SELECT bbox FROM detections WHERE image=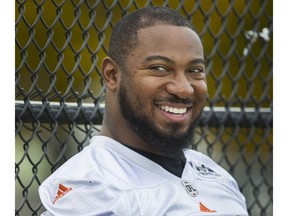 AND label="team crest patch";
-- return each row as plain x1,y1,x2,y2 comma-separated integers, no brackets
181,180,198,197
194,162,221,178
